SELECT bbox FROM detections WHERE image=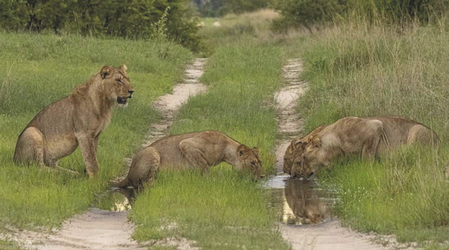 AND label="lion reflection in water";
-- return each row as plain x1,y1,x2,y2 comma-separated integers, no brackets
282,178,334,224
